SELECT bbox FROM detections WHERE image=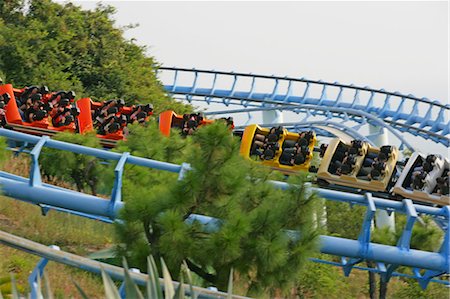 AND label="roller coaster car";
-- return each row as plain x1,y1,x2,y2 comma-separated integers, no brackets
0,84,77,136
393,153,449,206
159,110,219,137
239,124,316,174
77,98,125,148
317,139,398,192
